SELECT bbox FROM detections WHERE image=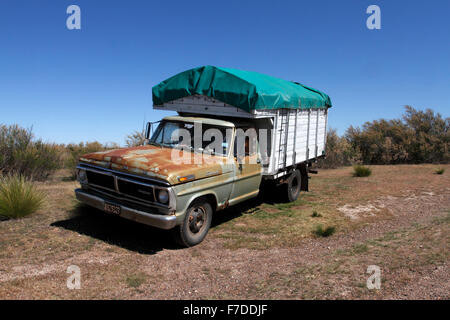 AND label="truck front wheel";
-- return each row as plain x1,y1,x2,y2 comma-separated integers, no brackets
173,199,213,247
280,169,301,202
